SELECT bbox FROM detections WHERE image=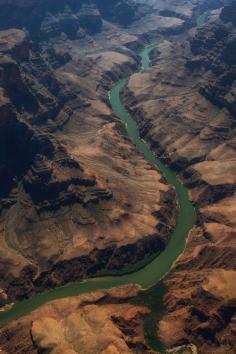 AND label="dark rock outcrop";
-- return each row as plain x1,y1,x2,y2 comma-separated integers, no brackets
0,0,139,40
123,3,236,352
0,286,152,354
188,6,236,119
0,3,177,302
